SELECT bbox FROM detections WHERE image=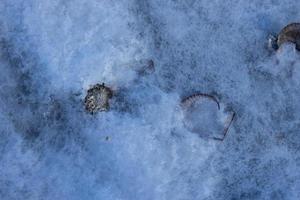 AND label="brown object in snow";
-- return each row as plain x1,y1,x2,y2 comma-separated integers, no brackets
84,83,113,113
277,23,300,50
